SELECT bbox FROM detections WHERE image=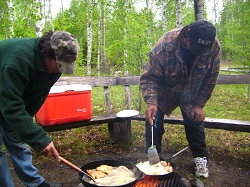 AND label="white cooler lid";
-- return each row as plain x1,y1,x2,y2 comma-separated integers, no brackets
49,84,92,93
